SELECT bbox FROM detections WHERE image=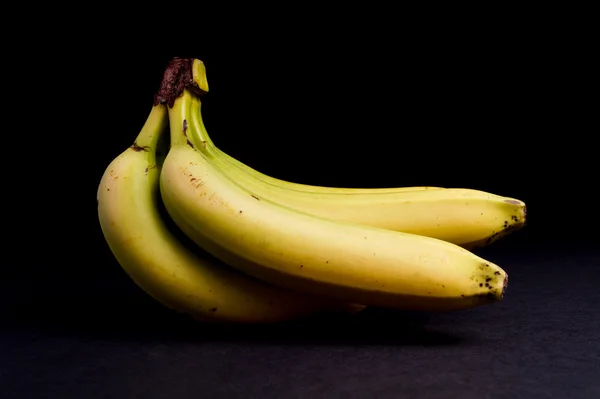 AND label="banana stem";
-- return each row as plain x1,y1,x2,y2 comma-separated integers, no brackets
132,105,168,151
190,96,217,151
153,57,208,149
168,91,196,148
